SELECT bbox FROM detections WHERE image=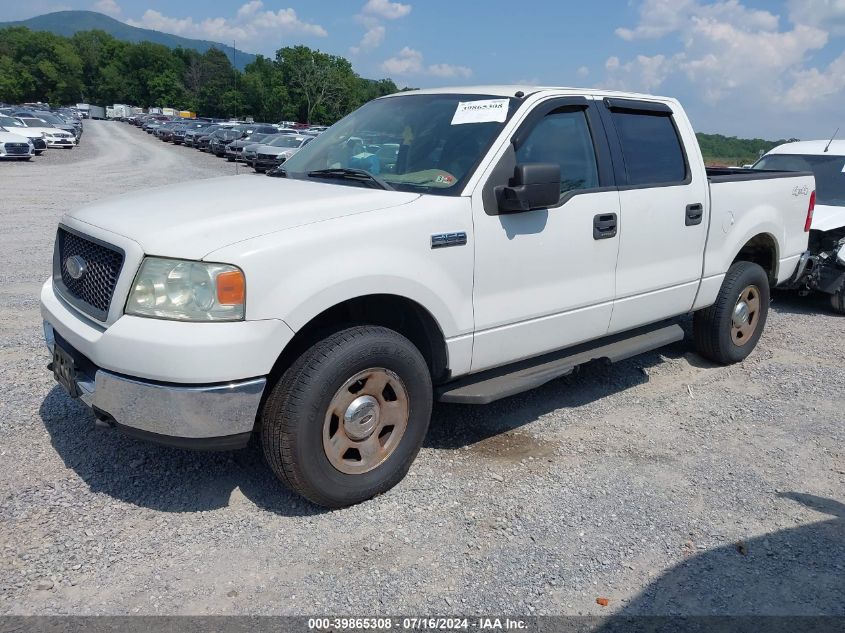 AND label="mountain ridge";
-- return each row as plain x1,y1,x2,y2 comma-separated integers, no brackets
1,10,257,70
